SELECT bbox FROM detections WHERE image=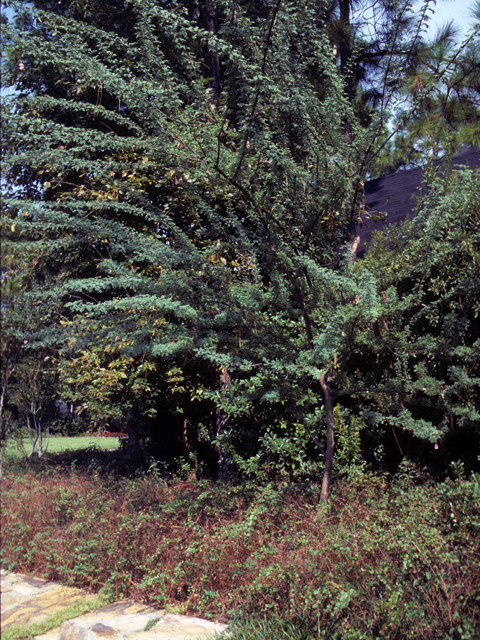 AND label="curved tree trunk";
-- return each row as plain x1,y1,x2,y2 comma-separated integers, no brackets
216,365,232,478
319,369,335,501
301,297,336,501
